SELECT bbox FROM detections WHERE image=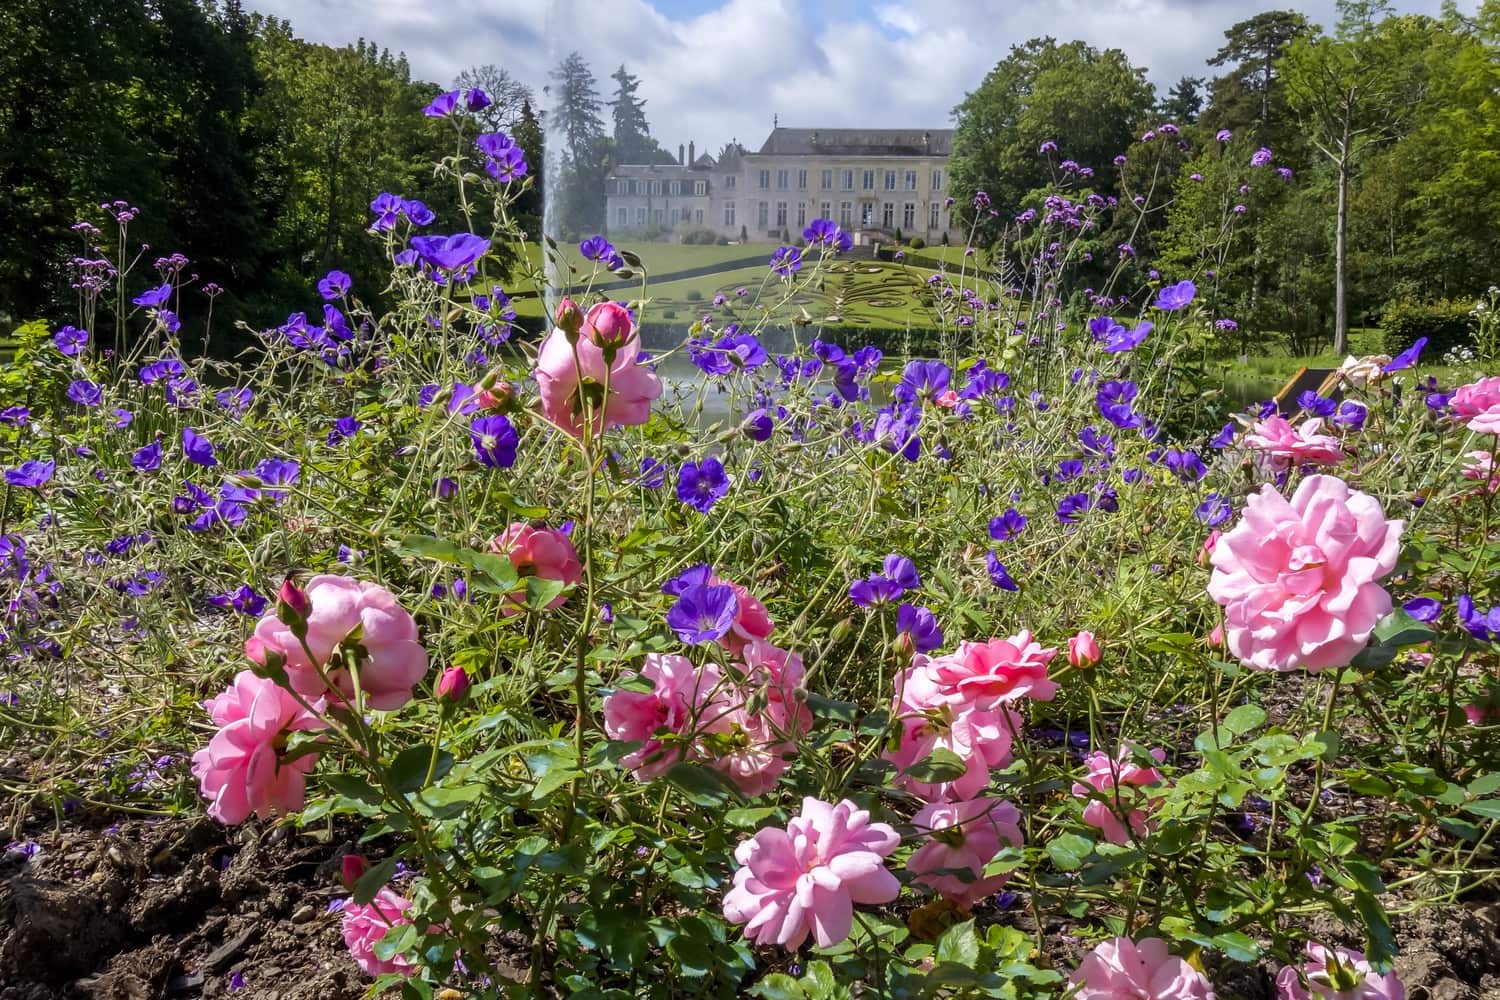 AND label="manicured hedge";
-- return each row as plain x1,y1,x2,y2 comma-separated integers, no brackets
1381,299,1475,358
